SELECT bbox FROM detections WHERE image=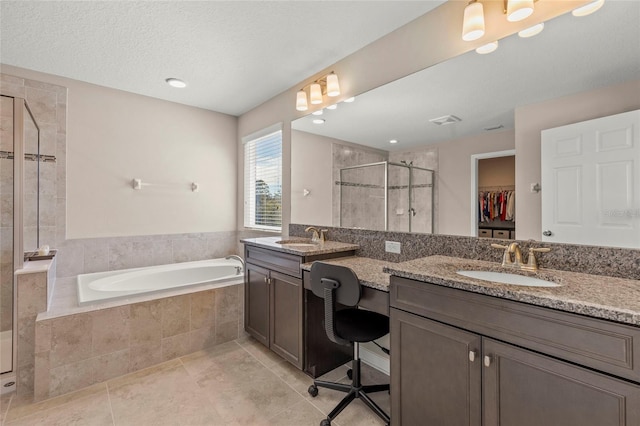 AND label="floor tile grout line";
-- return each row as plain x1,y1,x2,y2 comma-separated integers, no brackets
2,393,14,426
105,382,116,426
